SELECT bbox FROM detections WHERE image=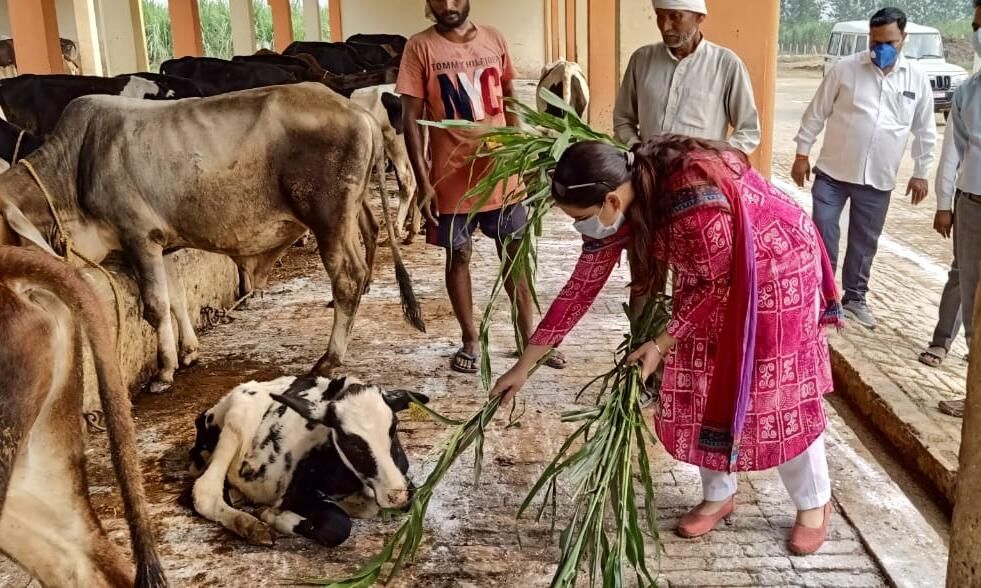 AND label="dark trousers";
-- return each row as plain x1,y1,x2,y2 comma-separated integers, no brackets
811,171,891,304
930,205,963,350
